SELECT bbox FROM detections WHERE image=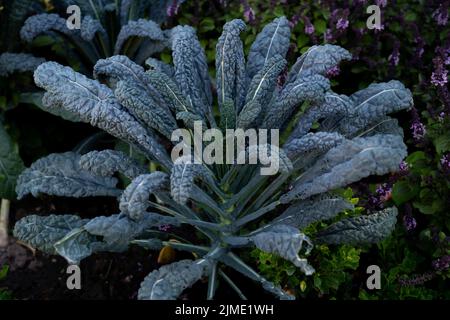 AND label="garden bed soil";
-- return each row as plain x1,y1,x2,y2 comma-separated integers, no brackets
0,196,272,300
